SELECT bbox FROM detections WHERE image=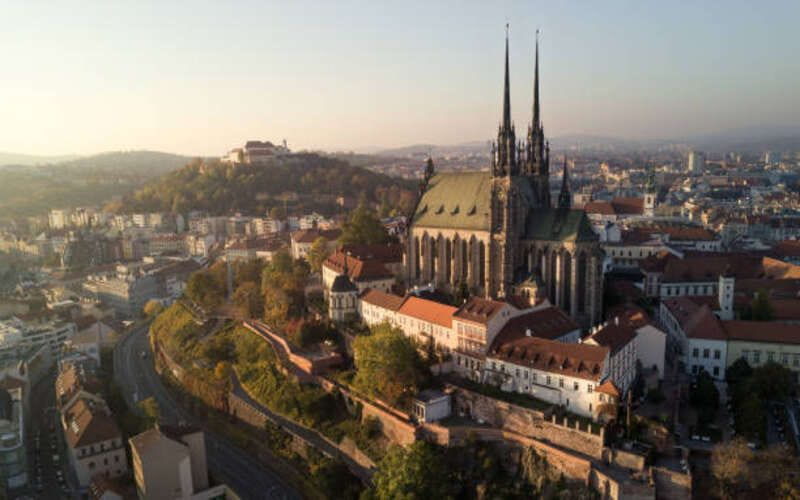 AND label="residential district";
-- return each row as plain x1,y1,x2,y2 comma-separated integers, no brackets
1,35,800,500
